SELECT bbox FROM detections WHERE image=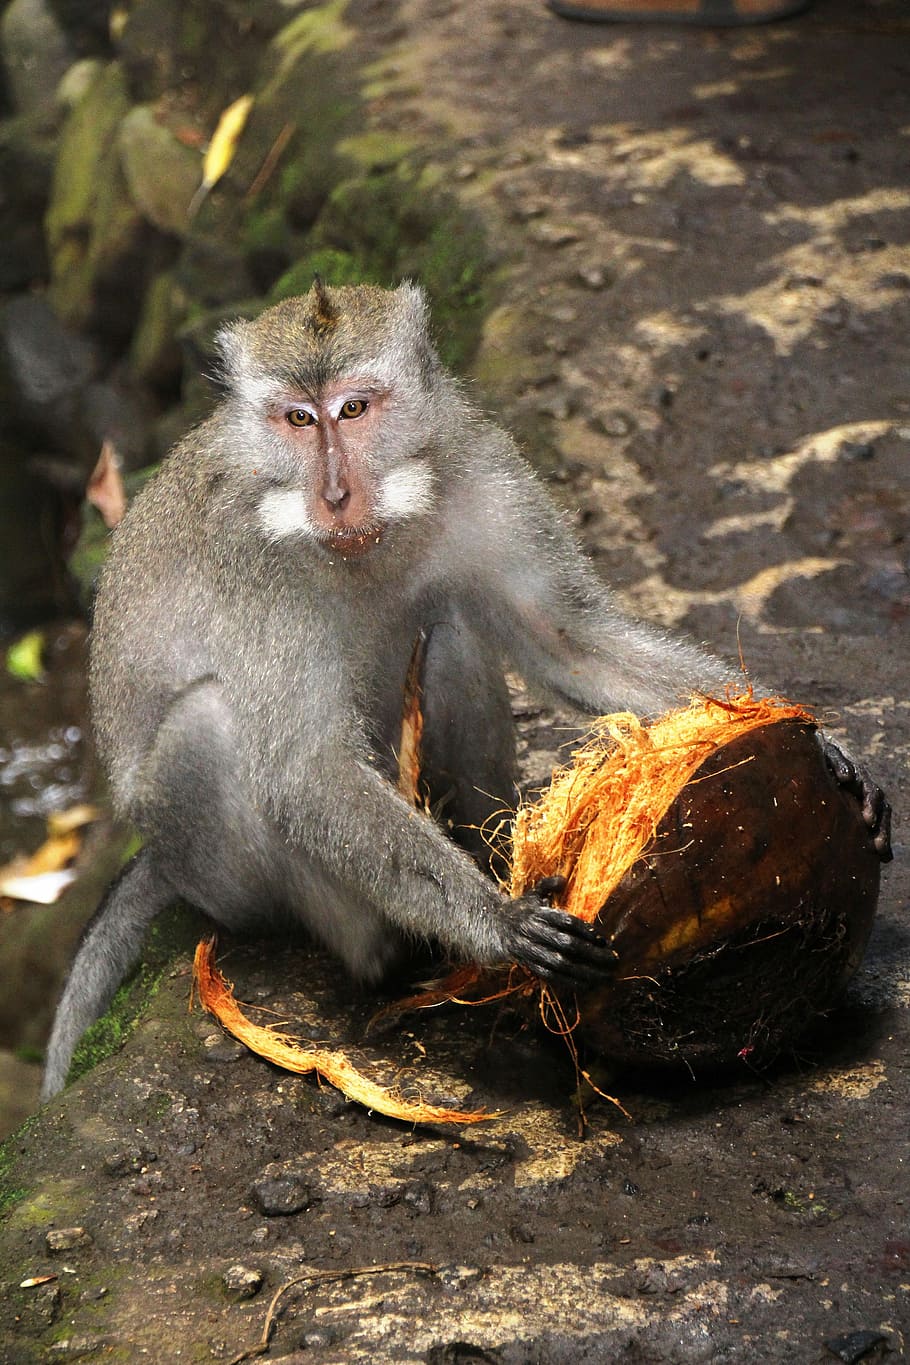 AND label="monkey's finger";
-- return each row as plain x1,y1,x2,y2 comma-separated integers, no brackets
868,795,893,861
512,939,614,986
526,905,614,950
821,737,857,788
820,738,892,860
859,775,885,826
513,910,618,980
532,874,568,901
